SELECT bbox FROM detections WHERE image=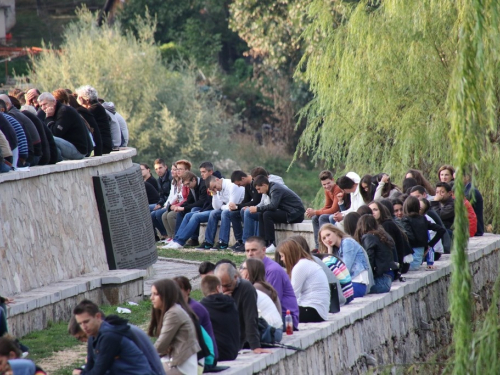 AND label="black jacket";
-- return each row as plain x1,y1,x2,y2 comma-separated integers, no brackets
430,197,455,230
361,234,398,277
425,209,451,253
231,278,261,350
381,219,412,265
401,215,446,249
237,180,262,209
77,106,103,156
9,107,41,157
45,101,89,155
257,182,305,223
22,109,50,165
89,103,112,154
201,293,240,361
182,177,208,213
157,170,172,206
145,181,160,204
